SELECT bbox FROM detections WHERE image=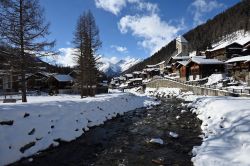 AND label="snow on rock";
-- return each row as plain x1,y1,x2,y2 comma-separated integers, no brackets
190,97,250,166
169,132,179,138
149,138,164,145
0,93,158,166
177,91,202,102
145,88,181,98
